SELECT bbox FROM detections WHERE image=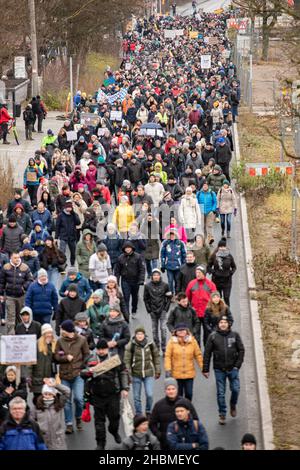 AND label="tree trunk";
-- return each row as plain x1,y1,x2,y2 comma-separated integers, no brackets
262,15,269,61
